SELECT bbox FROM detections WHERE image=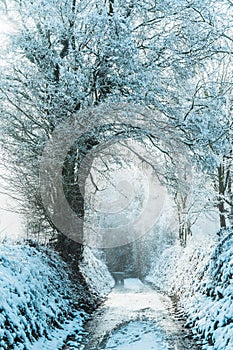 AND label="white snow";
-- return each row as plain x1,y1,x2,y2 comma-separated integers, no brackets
105,320,169,350
0,243,87,350
0,242,114,349
79,246,115,298
106,278,169,313
1,230,232,350
123,277,145,290
30,312,86,350
147,229,233,350
83,278,196,349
